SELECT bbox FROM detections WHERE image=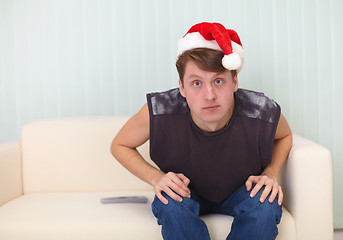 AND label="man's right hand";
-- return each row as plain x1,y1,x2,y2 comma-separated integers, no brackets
111,105,191,205
153,172,191,204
